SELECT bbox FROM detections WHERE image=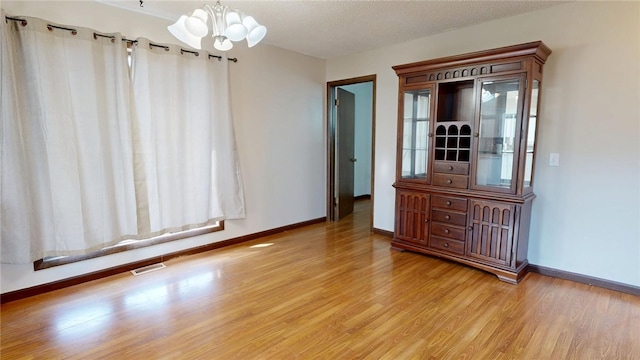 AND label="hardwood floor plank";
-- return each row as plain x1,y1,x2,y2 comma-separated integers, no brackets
2,200,639,359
